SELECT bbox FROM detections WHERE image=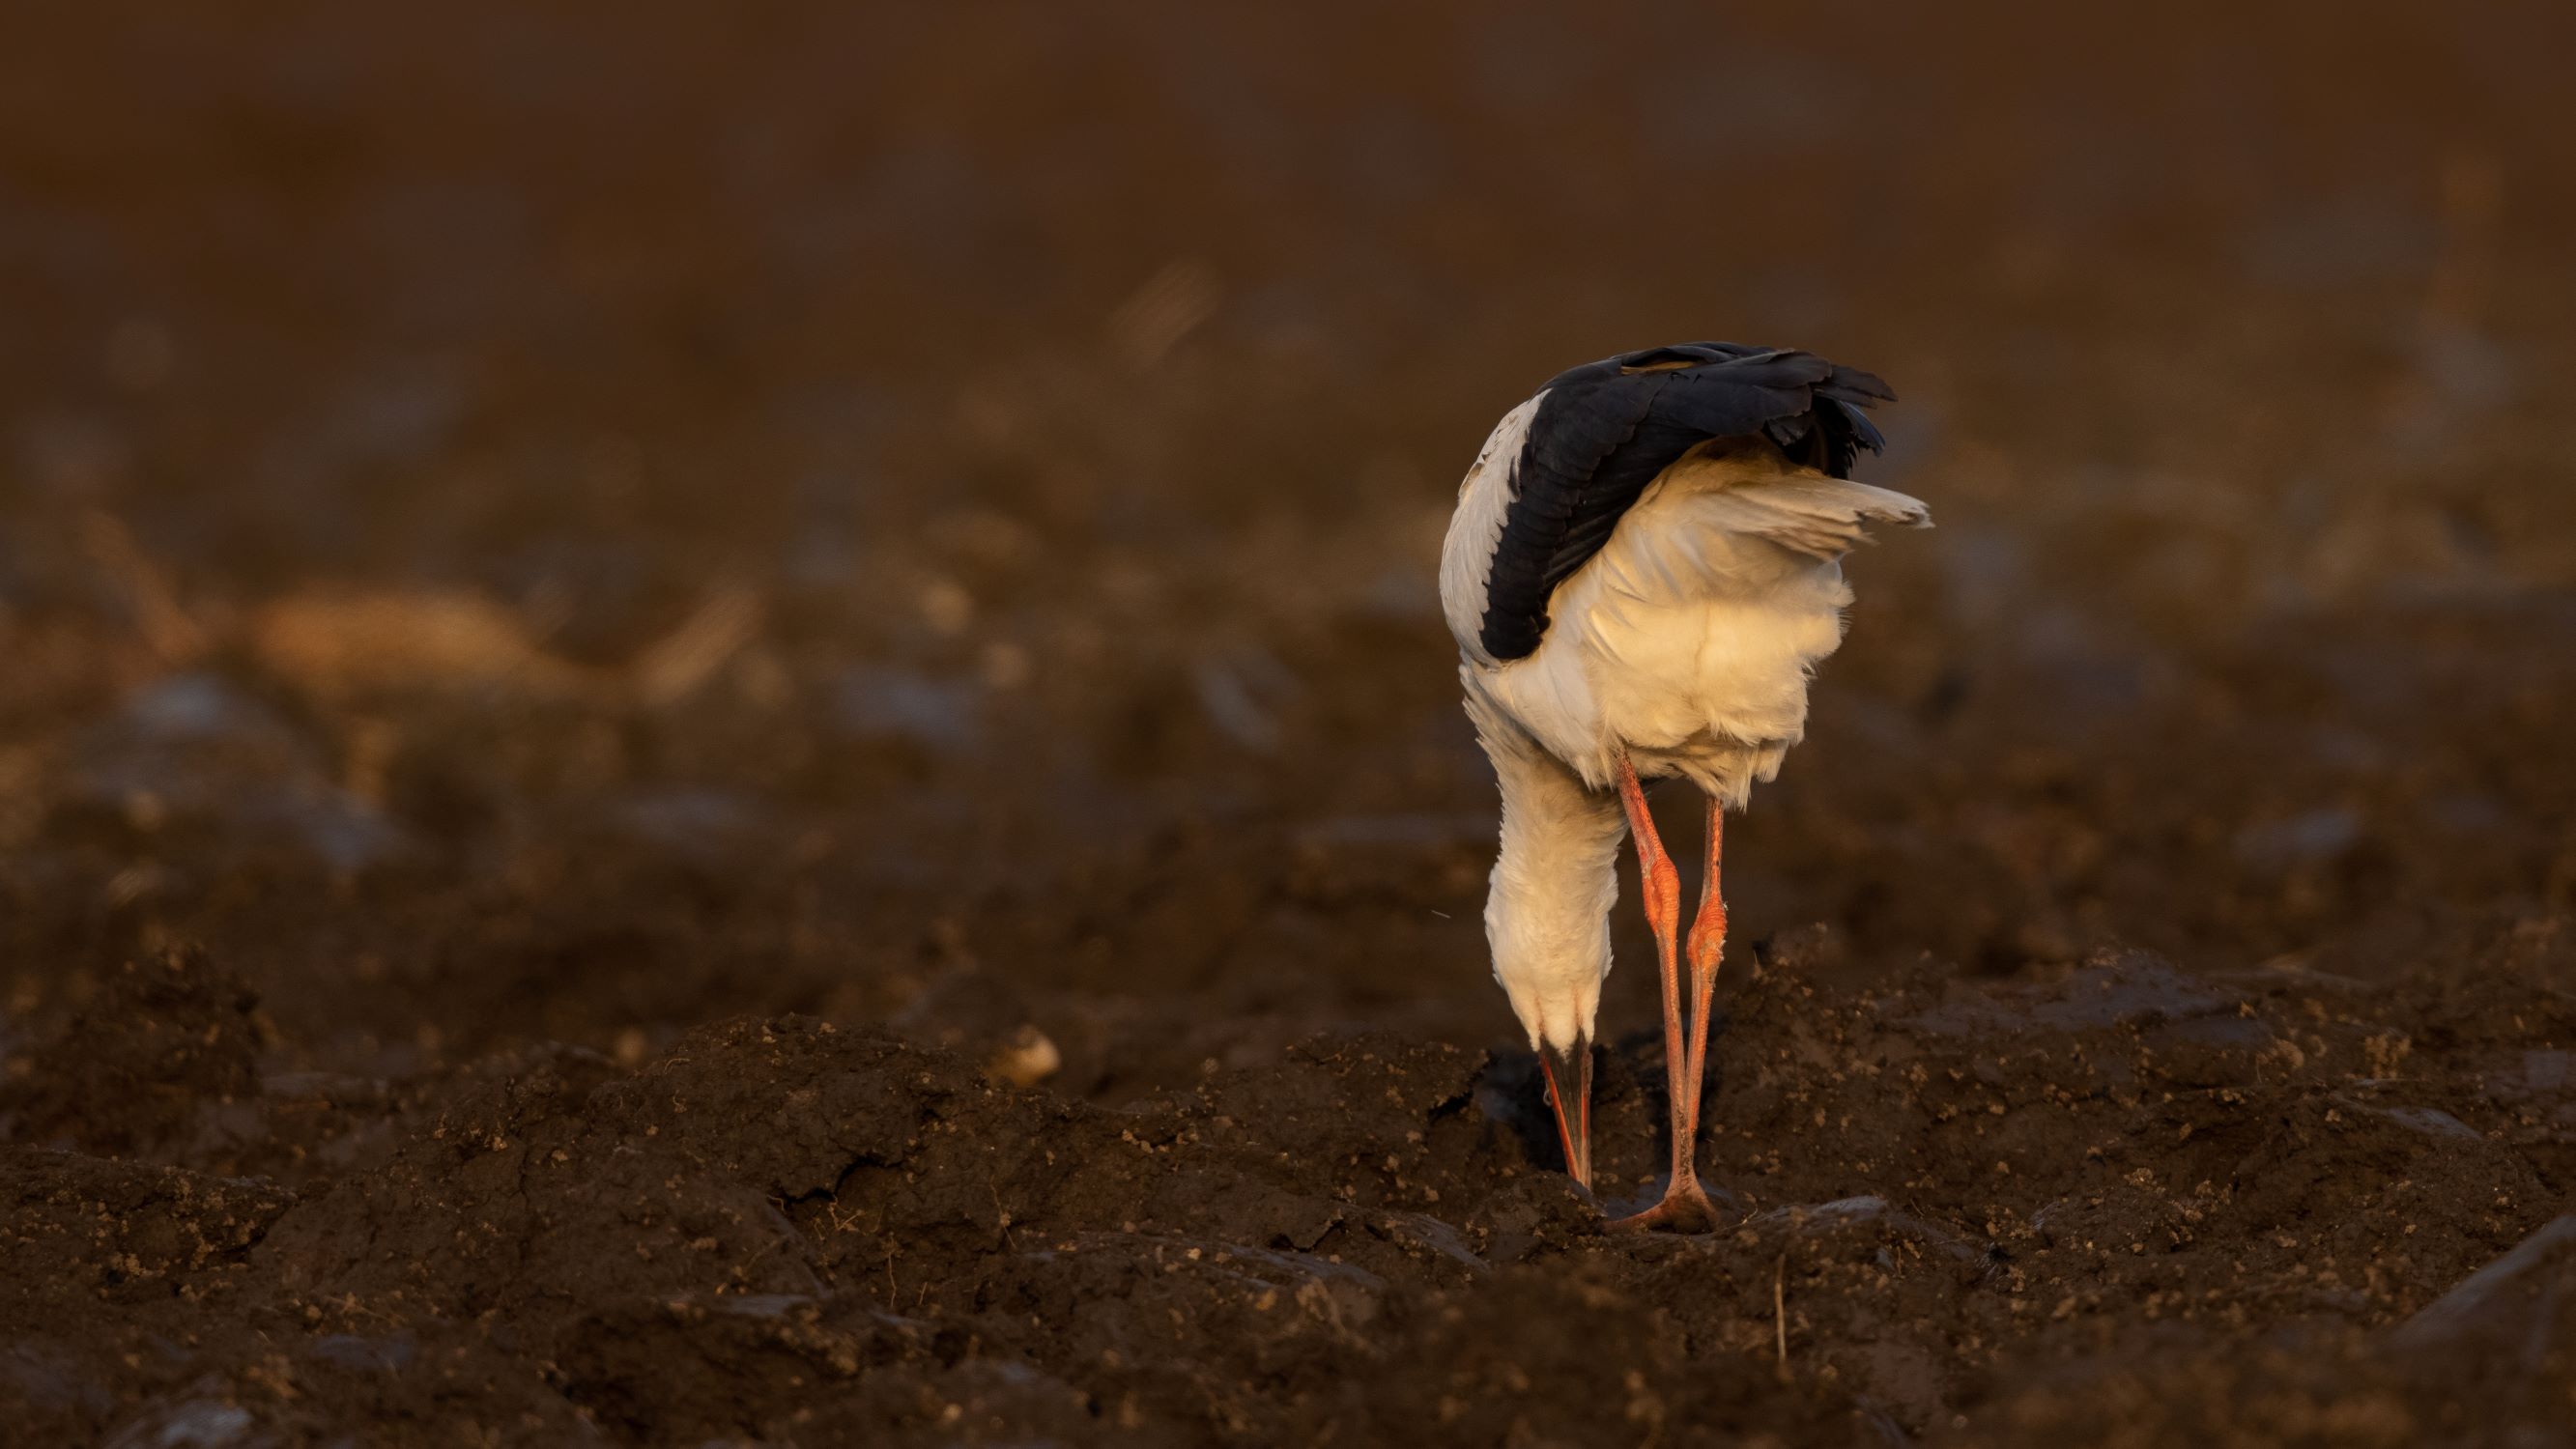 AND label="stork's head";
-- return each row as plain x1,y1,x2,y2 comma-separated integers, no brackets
1466,687,1626,1188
